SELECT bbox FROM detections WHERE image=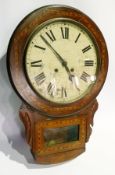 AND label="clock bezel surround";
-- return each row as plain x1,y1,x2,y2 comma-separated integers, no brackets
24,18,100,105
7,5,108,117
